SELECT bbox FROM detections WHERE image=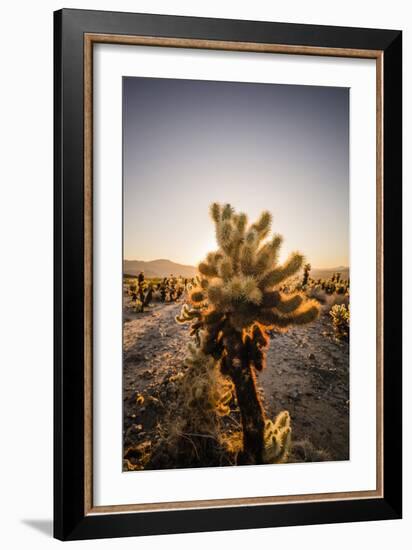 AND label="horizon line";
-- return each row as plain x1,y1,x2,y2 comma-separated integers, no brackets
124,257,349,271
